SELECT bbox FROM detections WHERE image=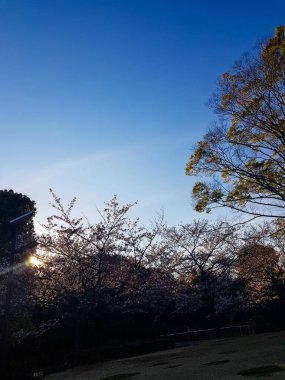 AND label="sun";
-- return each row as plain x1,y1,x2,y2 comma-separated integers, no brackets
27,255,42,267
